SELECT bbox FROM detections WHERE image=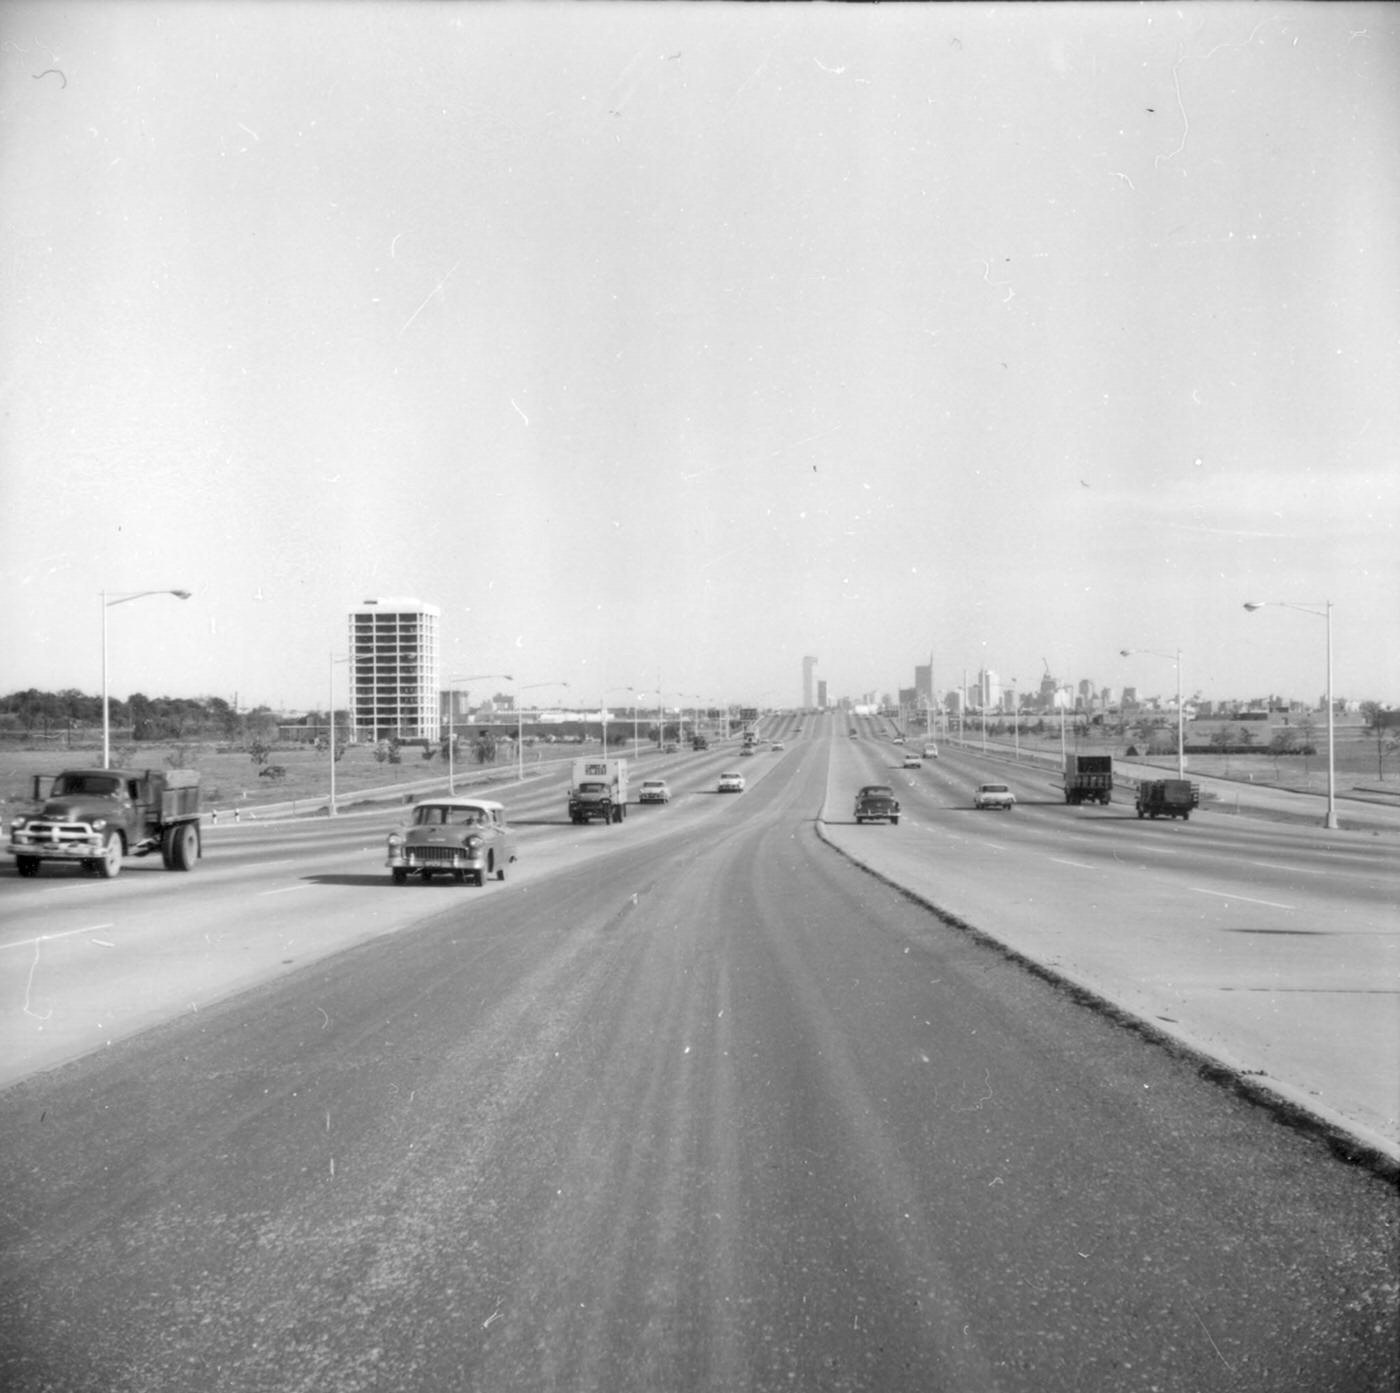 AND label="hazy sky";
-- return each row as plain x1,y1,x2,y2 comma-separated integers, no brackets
3,1,1396,712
